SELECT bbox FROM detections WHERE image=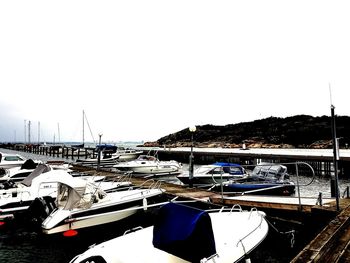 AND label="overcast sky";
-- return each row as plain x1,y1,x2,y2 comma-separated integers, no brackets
1,1,349,144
